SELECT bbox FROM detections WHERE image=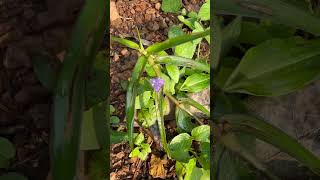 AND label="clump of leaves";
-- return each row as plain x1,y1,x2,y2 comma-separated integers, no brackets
213,1,320,179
